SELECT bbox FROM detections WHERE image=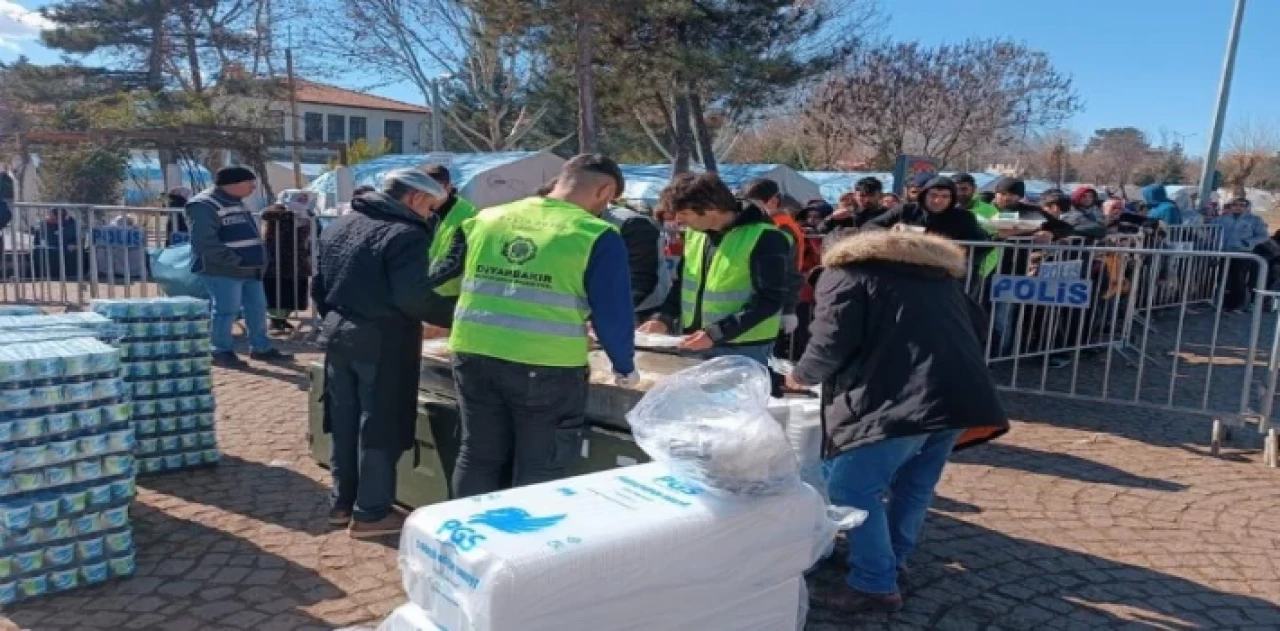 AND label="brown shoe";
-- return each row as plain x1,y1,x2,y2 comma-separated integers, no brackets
348,513,405,539
328,508,353,527
814,583,904,614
